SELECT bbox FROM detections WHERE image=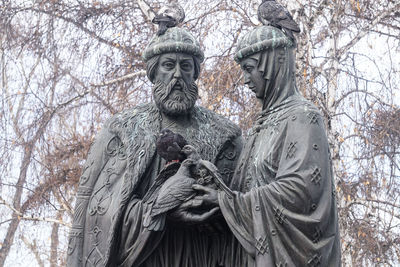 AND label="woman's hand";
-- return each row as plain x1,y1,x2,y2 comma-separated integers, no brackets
168,197,219,224
192,184,219,207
